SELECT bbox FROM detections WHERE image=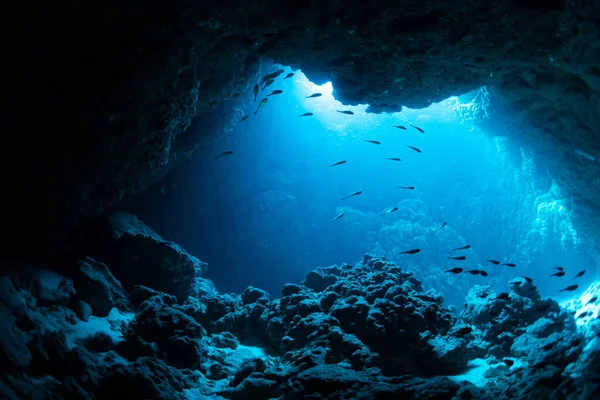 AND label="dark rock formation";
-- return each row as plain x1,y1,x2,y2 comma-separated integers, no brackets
10,0,600,263
1,250,598,399
74,211,208,301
